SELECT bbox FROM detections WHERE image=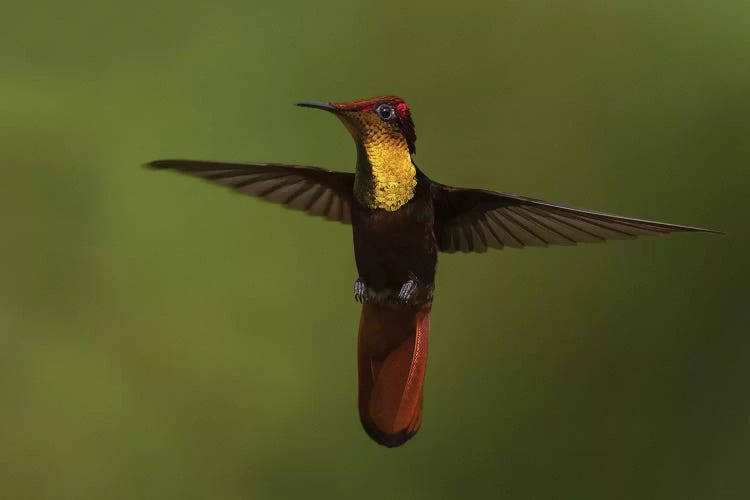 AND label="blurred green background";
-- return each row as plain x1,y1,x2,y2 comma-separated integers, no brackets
1,1,746,498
